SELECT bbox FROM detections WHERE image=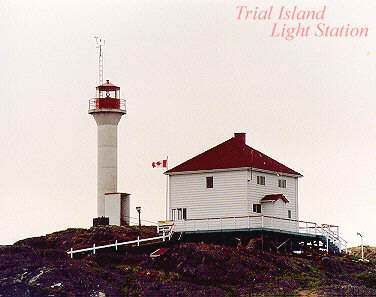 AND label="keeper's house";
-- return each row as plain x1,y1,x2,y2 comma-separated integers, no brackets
165,133,303,233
